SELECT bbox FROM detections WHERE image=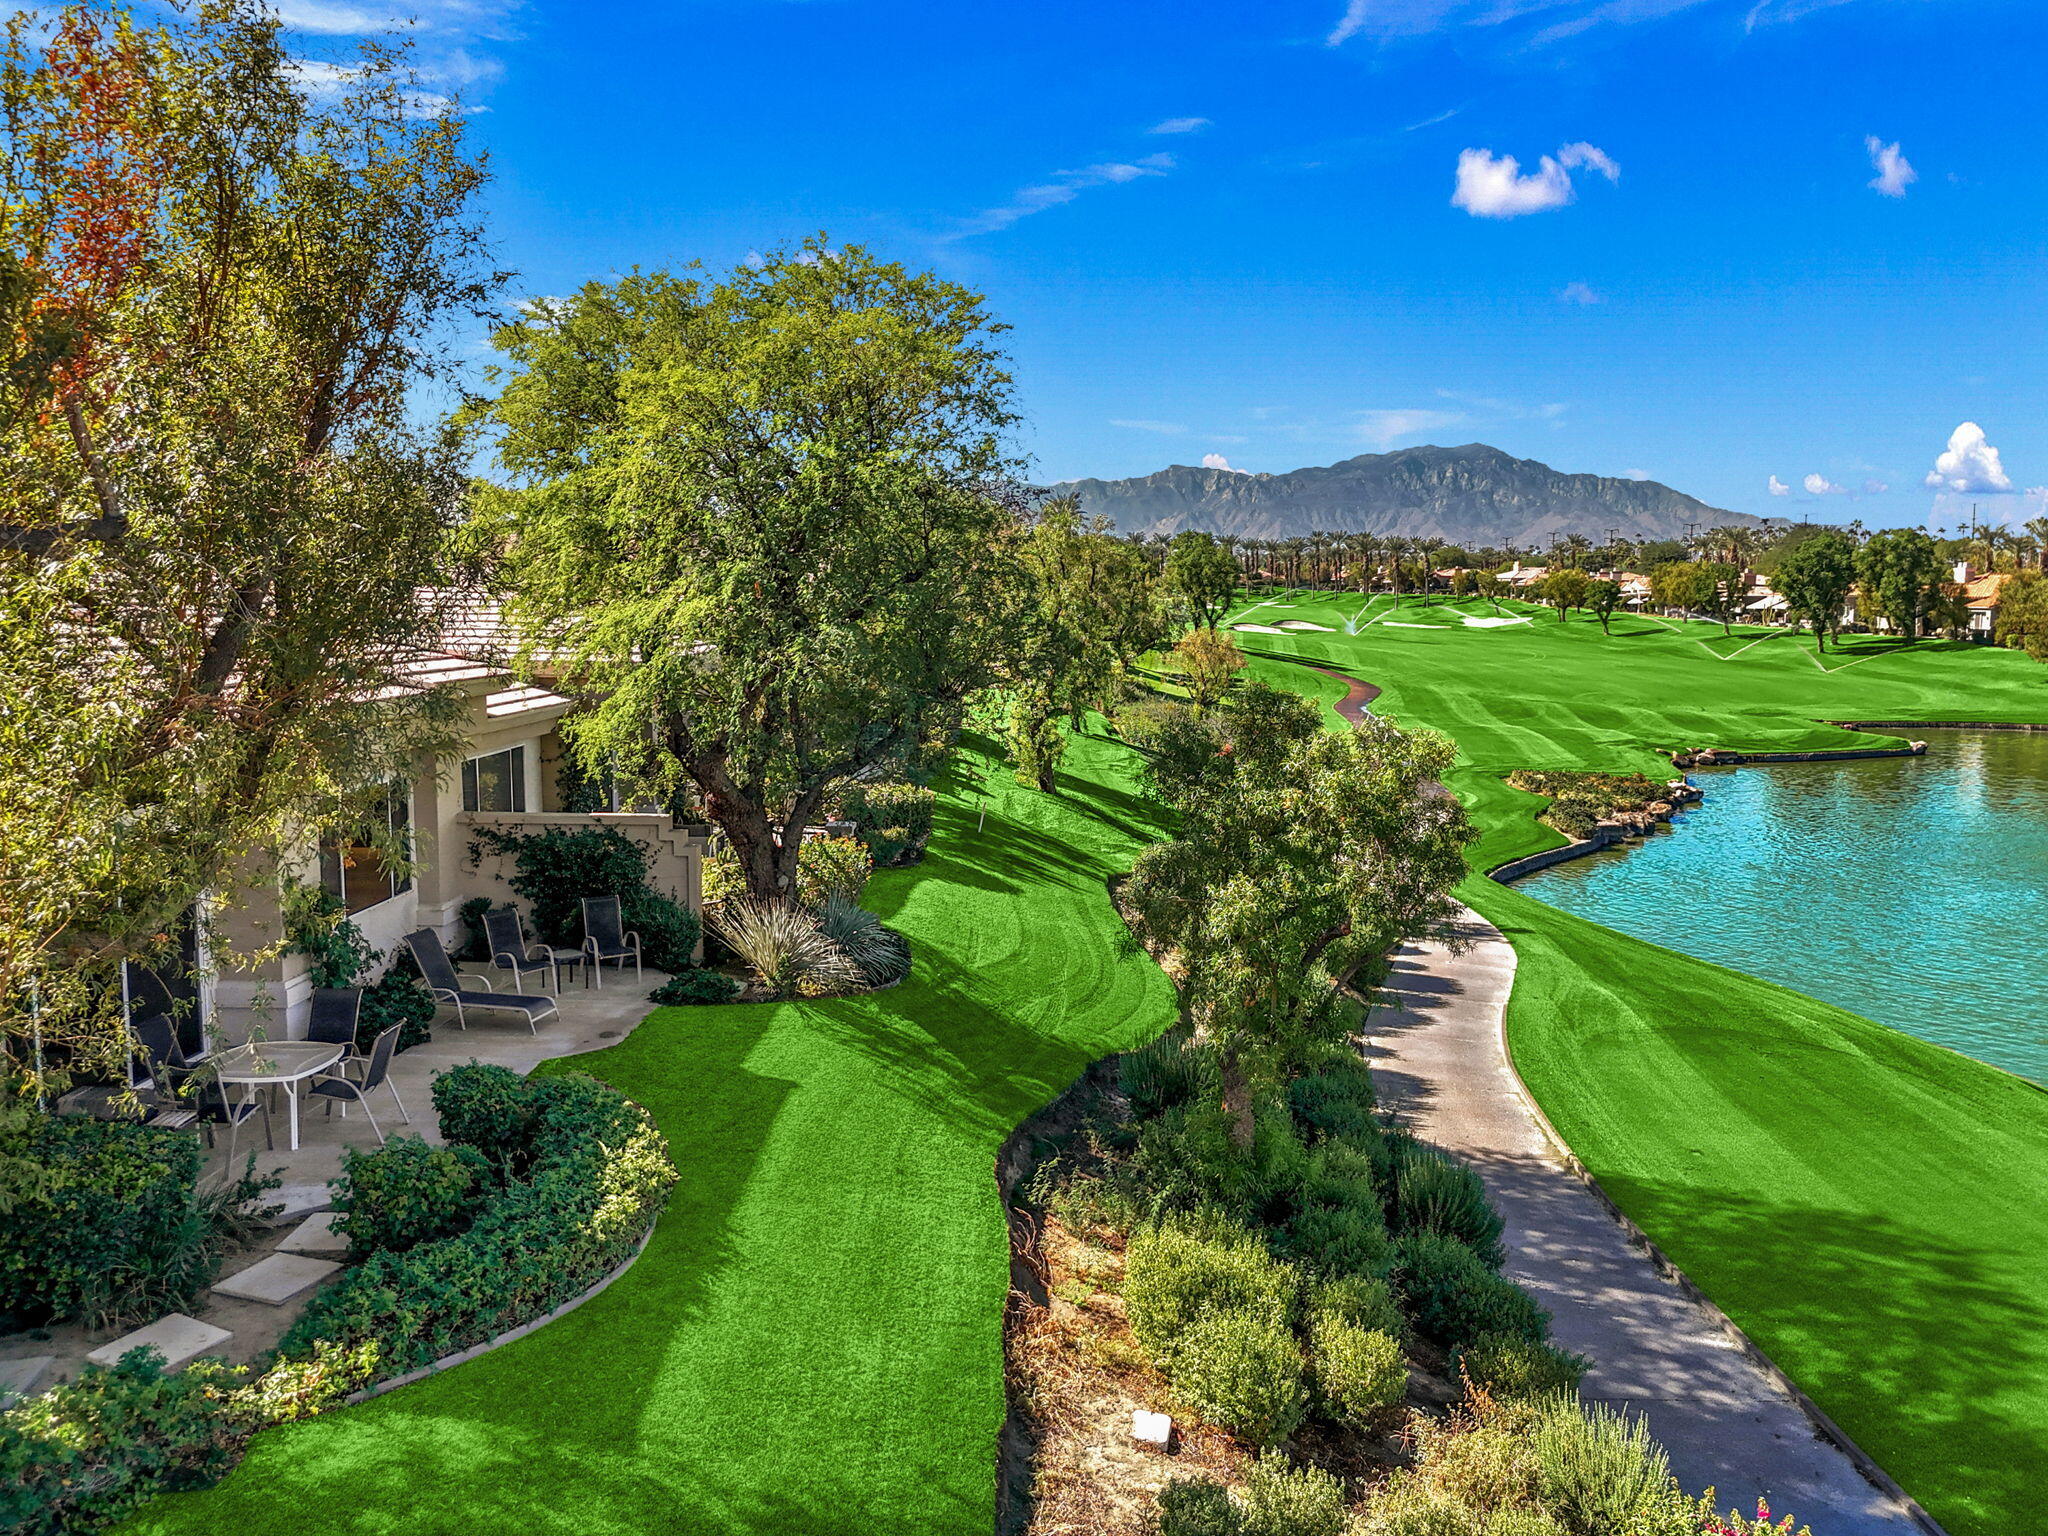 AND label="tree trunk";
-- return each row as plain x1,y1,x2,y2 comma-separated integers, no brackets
1219,1050,1256,1150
